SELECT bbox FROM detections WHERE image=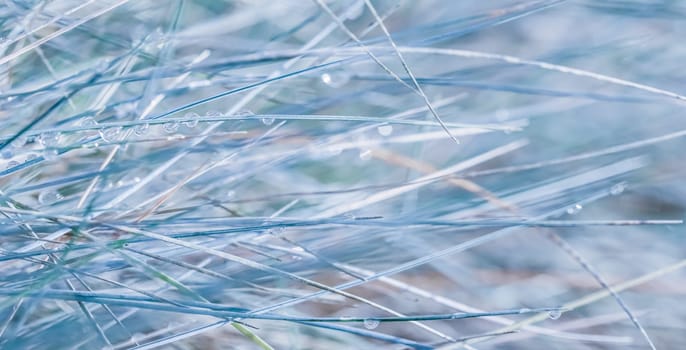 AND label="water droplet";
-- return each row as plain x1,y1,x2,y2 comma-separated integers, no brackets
610,183,626,196
133,123,149,136
321,72,350,88
321,73,333,85
363,318,379,329
163,121,179,133
566,204,583,215
226,190,236,199
292,246,305,253
548,310,562,320
518,308,532,314
184,112,199,128
1,149,13,159
38,190,63,205
188,80,211,89
38,132,61,147
261,116,275,126
80,117,98,128
167,134,185,141
99,126,122,142
236,109,254,117
359,149,372,160
311,144,344,159
377,124,393,136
